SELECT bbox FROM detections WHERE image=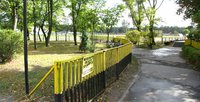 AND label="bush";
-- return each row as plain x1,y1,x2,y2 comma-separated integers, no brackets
187,30,200,41
182,45,200,69
125,30,141,44
87,41,96,52
0,30,23,63
79,31,96,52
79,31,89,52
